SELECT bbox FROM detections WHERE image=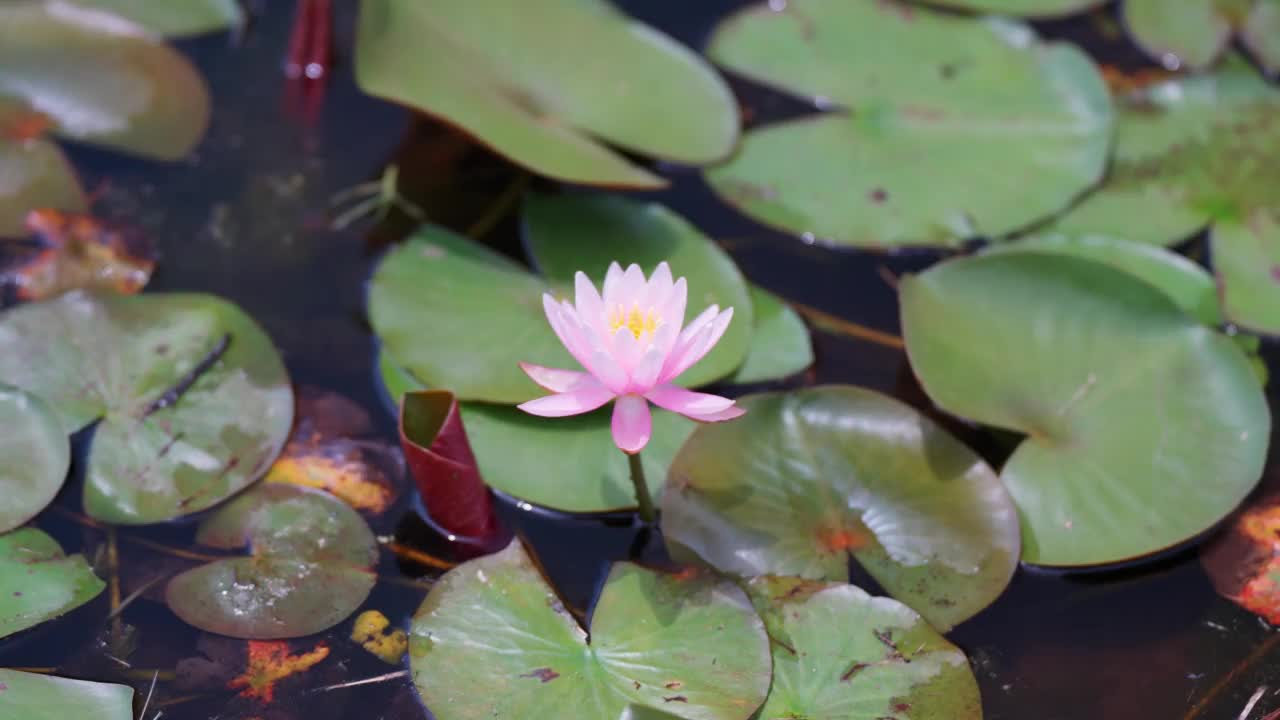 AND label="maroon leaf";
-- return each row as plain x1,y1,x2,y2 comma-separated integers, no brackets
399,390,506,549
